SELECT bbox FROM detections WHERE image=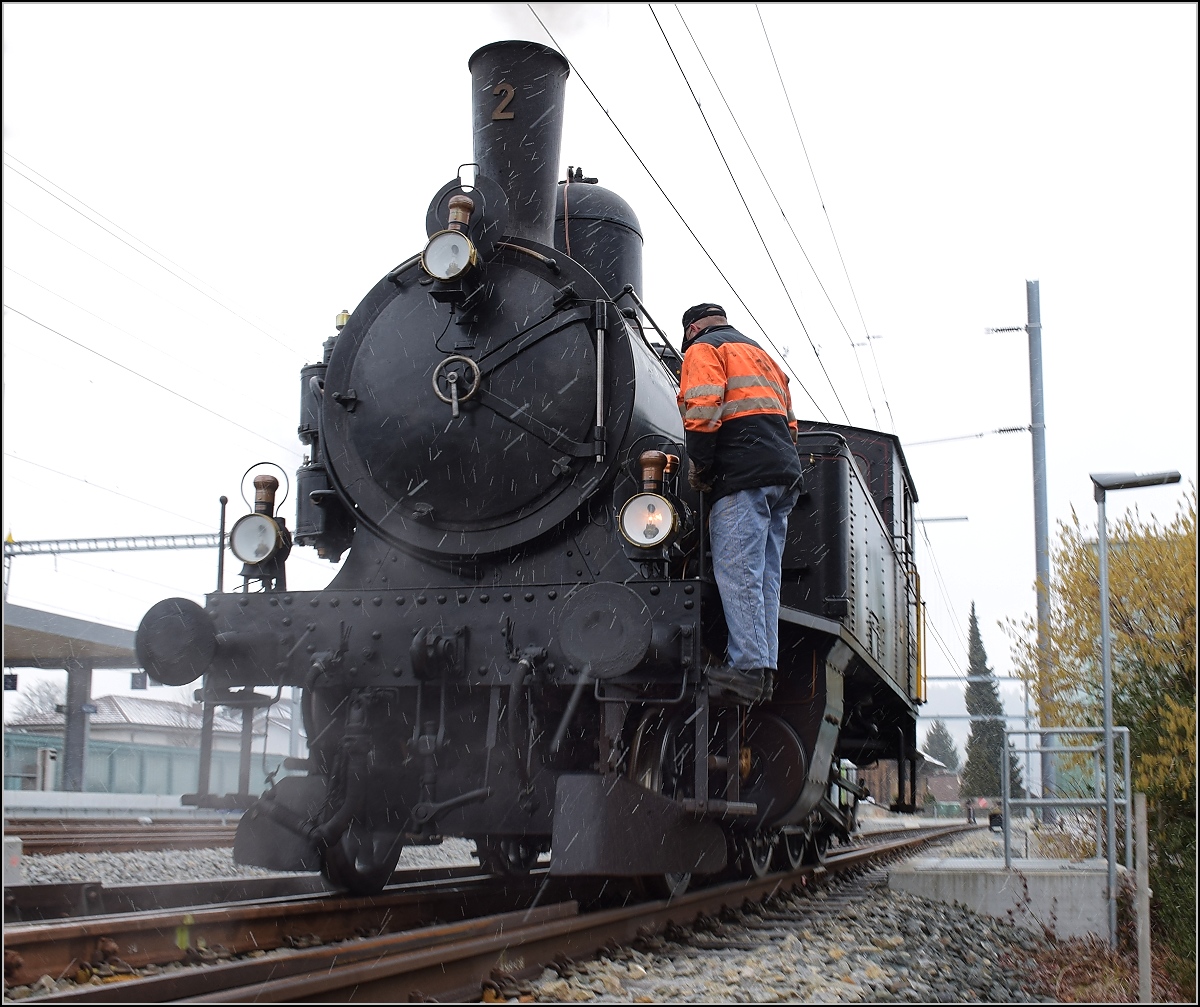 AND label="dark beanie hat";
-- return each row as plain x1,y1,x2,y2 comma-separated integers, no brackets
681,303,726,333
